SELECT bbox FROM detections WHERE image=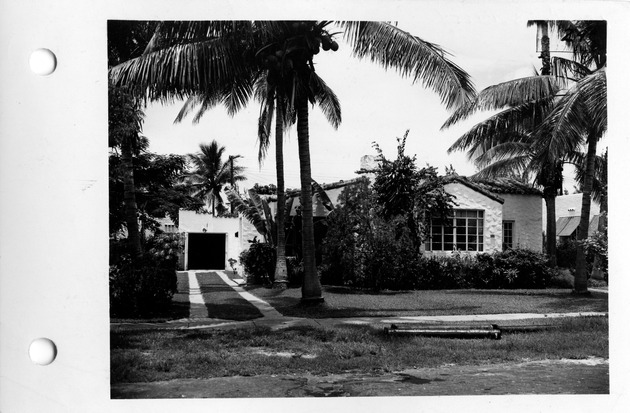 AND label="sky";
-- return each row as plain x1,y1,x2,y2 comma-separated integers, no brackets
139,17,577,192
